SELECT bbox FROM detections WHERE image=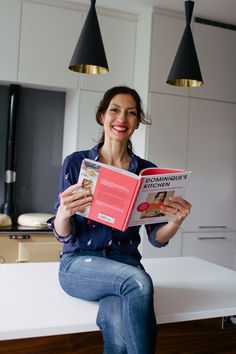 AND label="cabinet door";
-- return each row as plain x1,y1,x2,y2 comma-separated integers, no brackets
77,90,103,151
182,232,236,269
141,229,182,258
0,233,61,263
0,236,18,263
18,2,82,89
17,240,61,263
0,0,21,81
185,99,236,230
192,22,236,103
147,93,189,168
17,234,62,263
